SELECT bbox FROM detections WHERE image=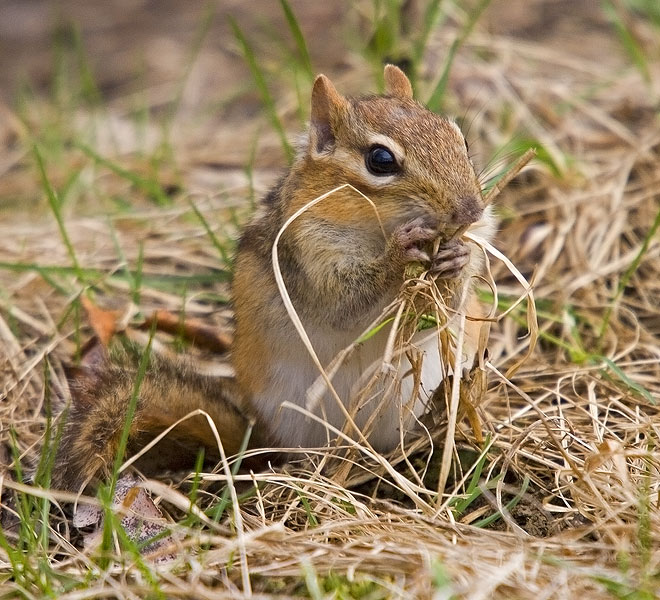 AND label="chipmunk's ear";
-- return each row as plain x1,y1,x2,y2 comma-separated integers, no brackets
384,64,413,99
310,74,347,155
